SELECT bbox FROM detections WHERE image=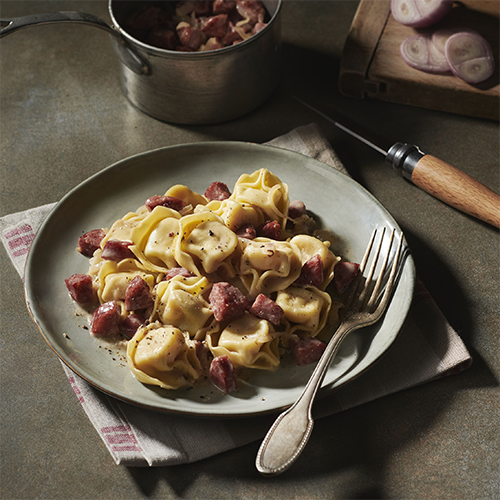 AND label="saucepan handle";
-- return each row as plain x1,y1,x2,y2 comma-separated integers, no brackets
0,11,149,75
